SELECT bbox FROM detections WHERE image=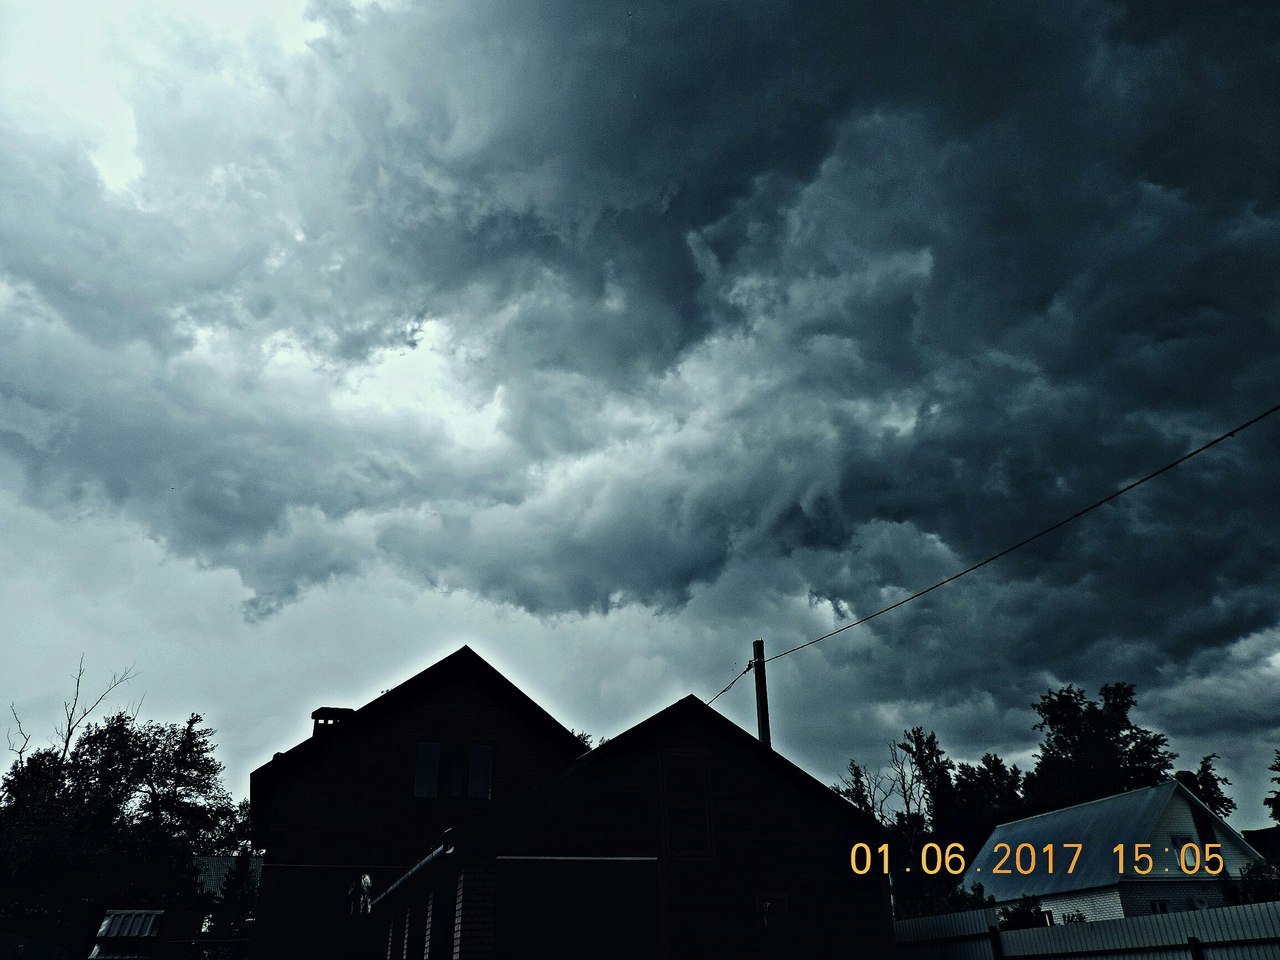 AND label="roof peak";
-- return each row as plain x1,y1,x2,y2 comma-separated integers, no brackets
252,642,582,778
